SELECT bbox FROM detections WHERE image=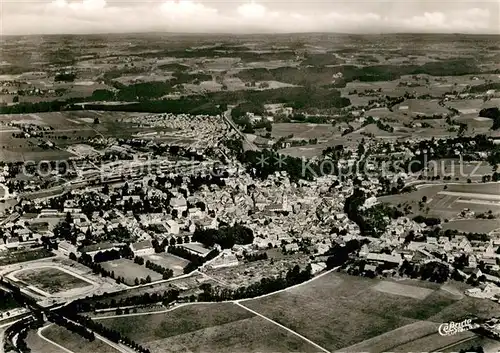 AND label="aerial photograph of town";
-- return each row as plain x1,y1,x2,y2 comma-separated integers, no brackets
0,0,500,352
